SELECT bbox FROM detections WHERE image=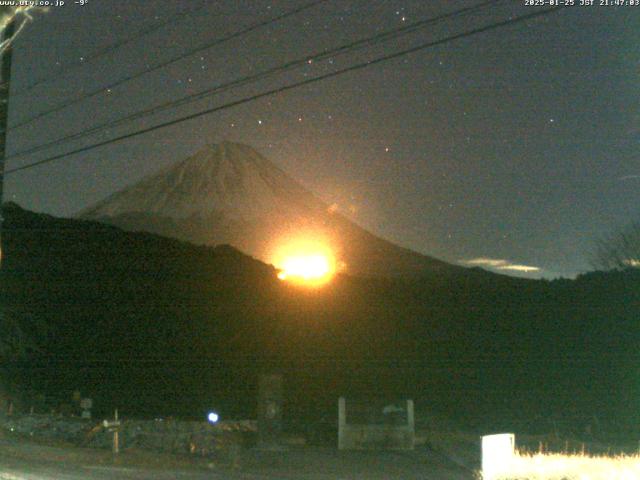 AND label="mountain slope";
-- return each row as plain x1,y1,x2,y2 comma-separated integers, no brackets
80,142,458,278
